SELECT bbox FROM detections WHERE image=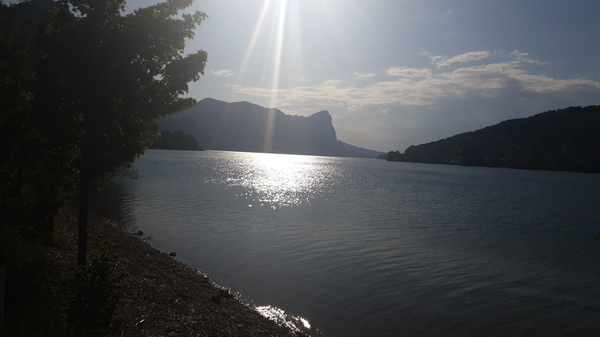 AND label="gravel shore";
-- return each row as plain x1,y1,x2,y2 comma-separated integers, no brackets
50,207,307,337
